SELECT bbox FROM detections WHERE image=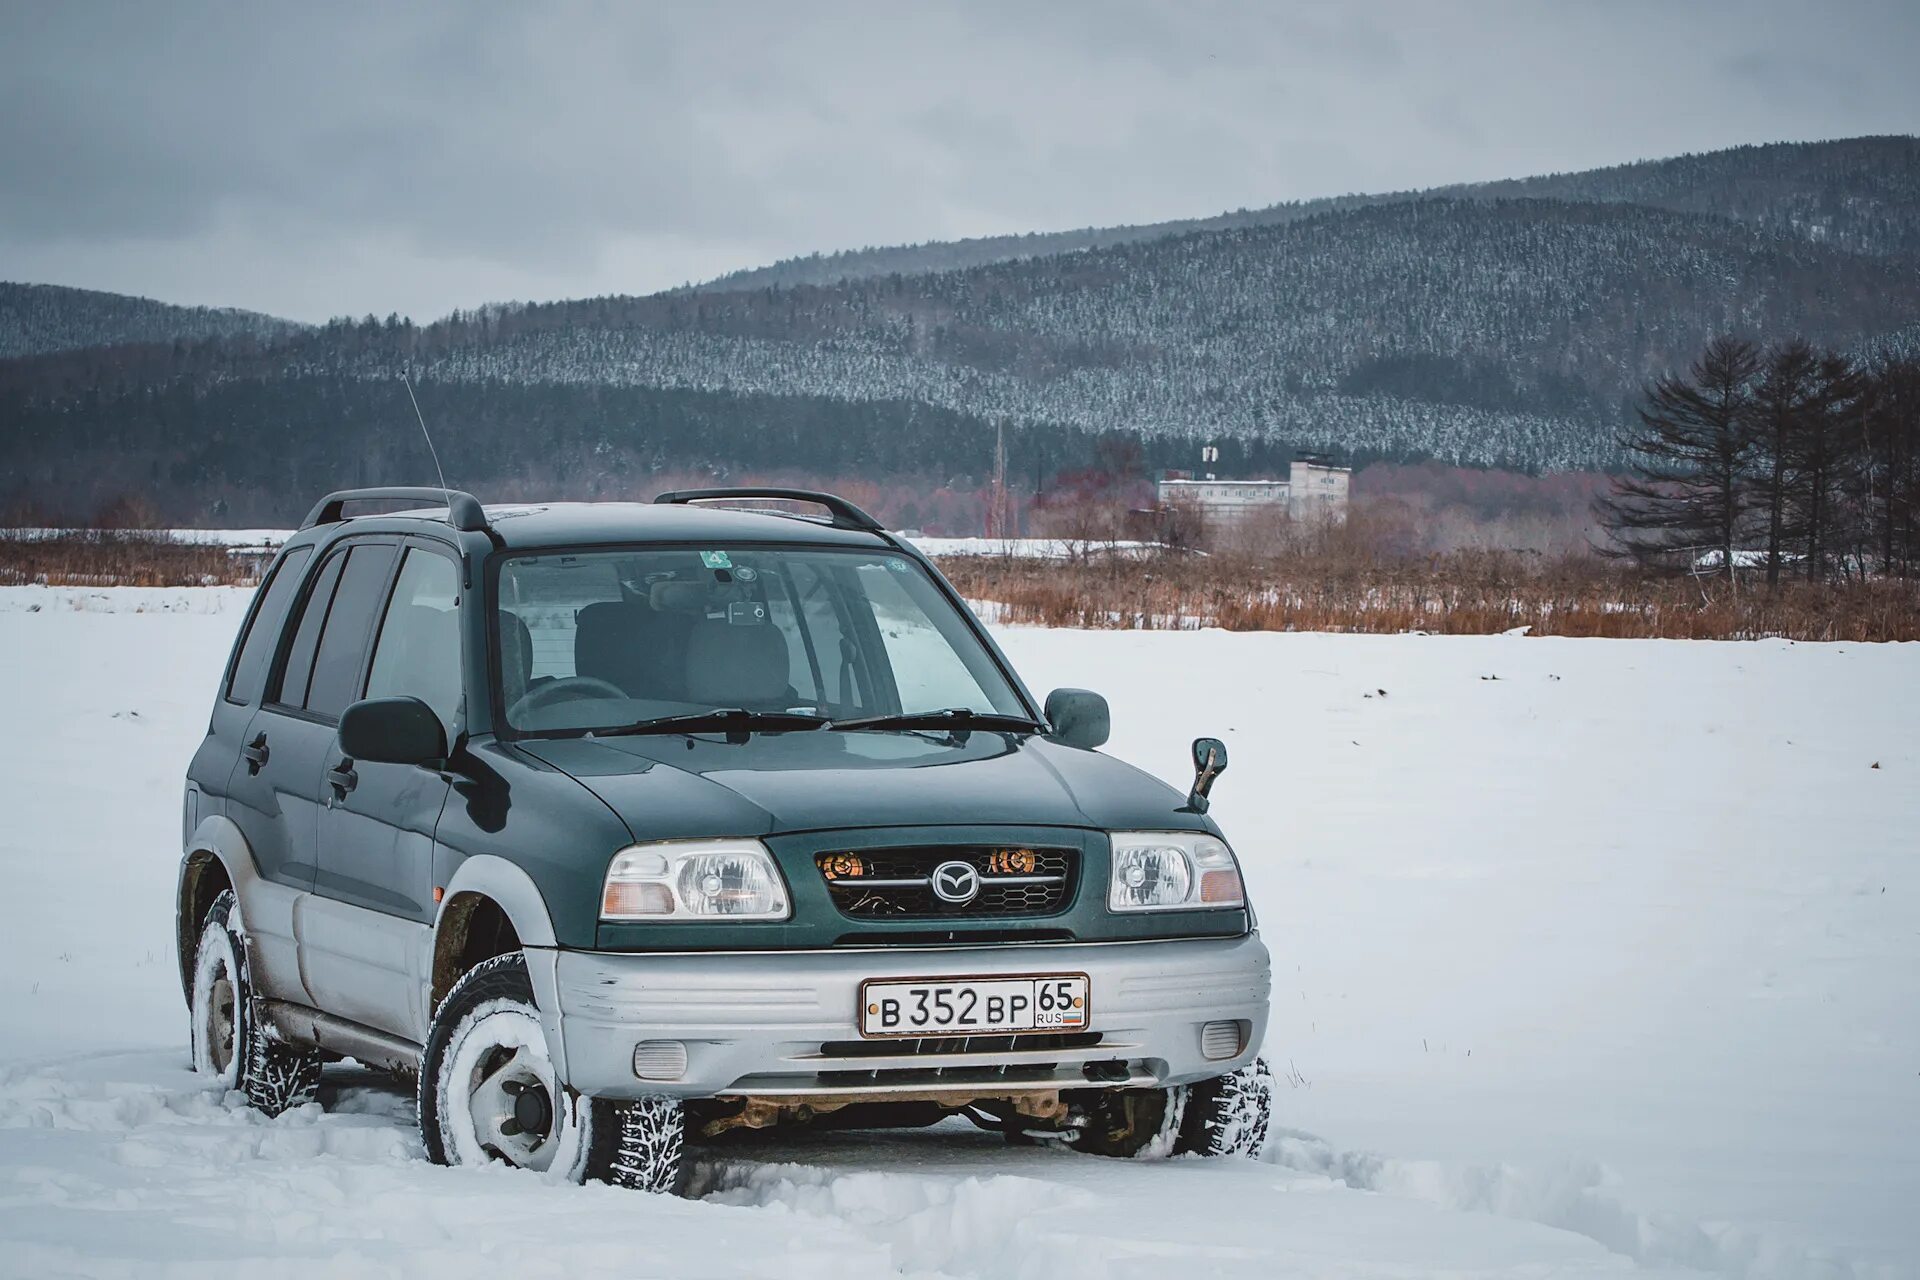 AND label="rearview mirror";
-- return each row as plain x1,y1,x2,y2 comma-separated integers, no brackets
1044,688,1110,750
1187,736,1228,813
339,696,448,766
